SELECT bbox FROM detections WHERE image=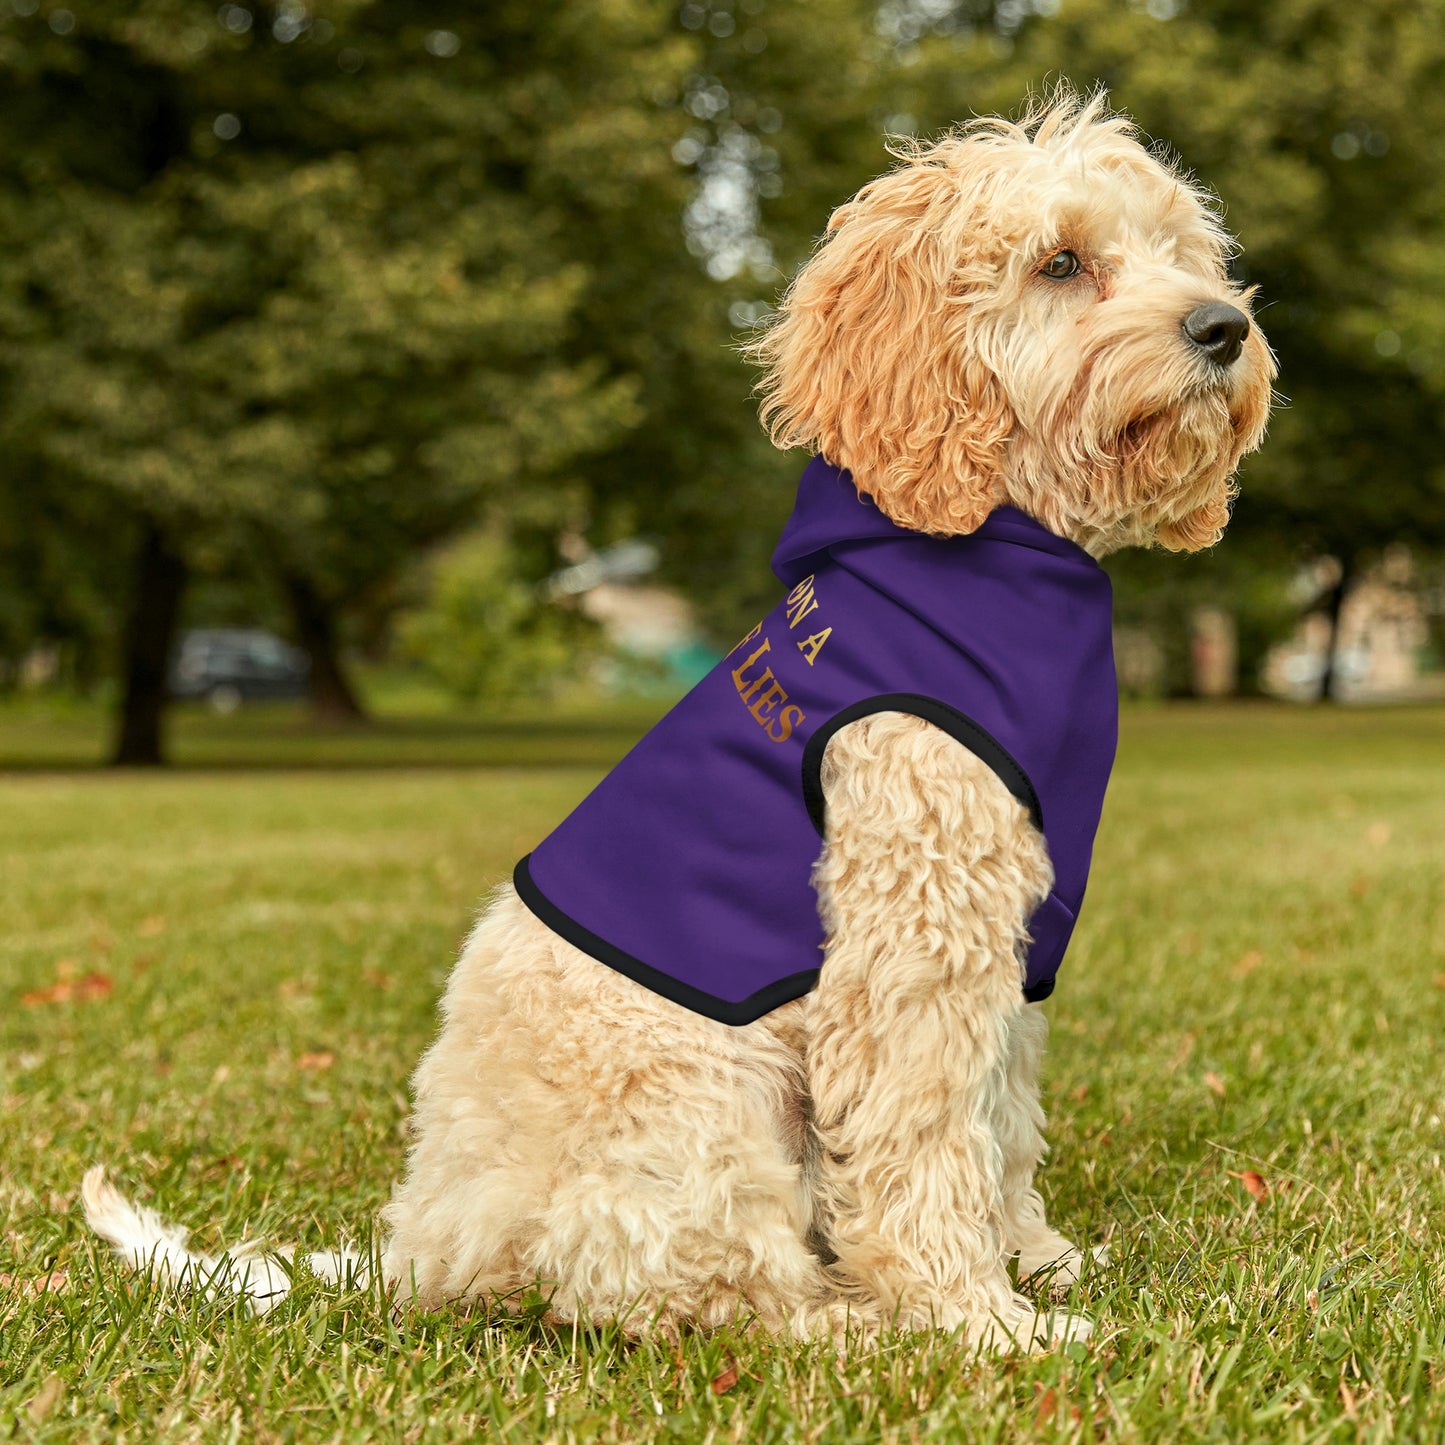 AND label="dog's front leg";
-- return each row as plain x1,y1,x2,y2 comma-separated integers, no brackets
994,1007,1097,1289
805,712,1089,1350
